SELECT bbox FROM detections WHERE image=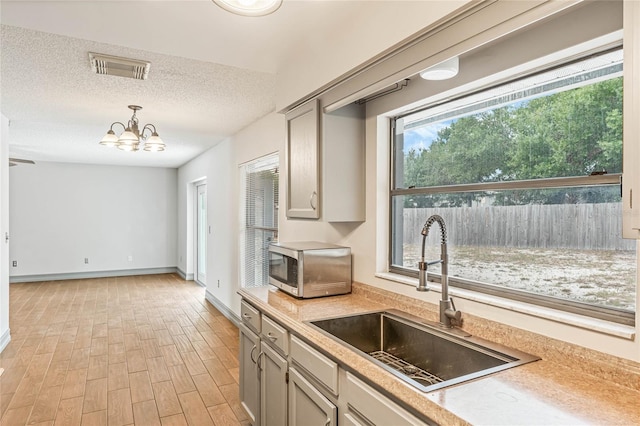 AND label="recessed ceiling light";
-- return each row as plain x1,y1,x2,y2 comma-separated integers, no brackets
212,0,283,17
420,57,460,81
